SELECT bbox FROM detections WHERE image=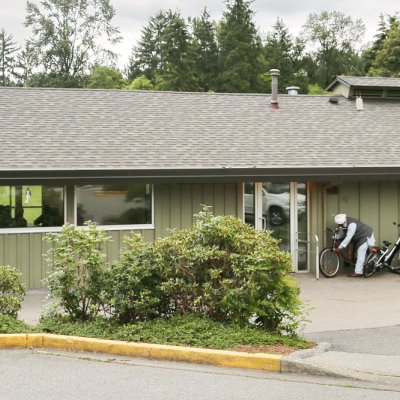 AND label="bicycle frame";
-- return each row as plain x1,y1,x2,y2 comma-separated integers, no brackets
328,227,355,265
363,223,400,278
370,226,400,269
